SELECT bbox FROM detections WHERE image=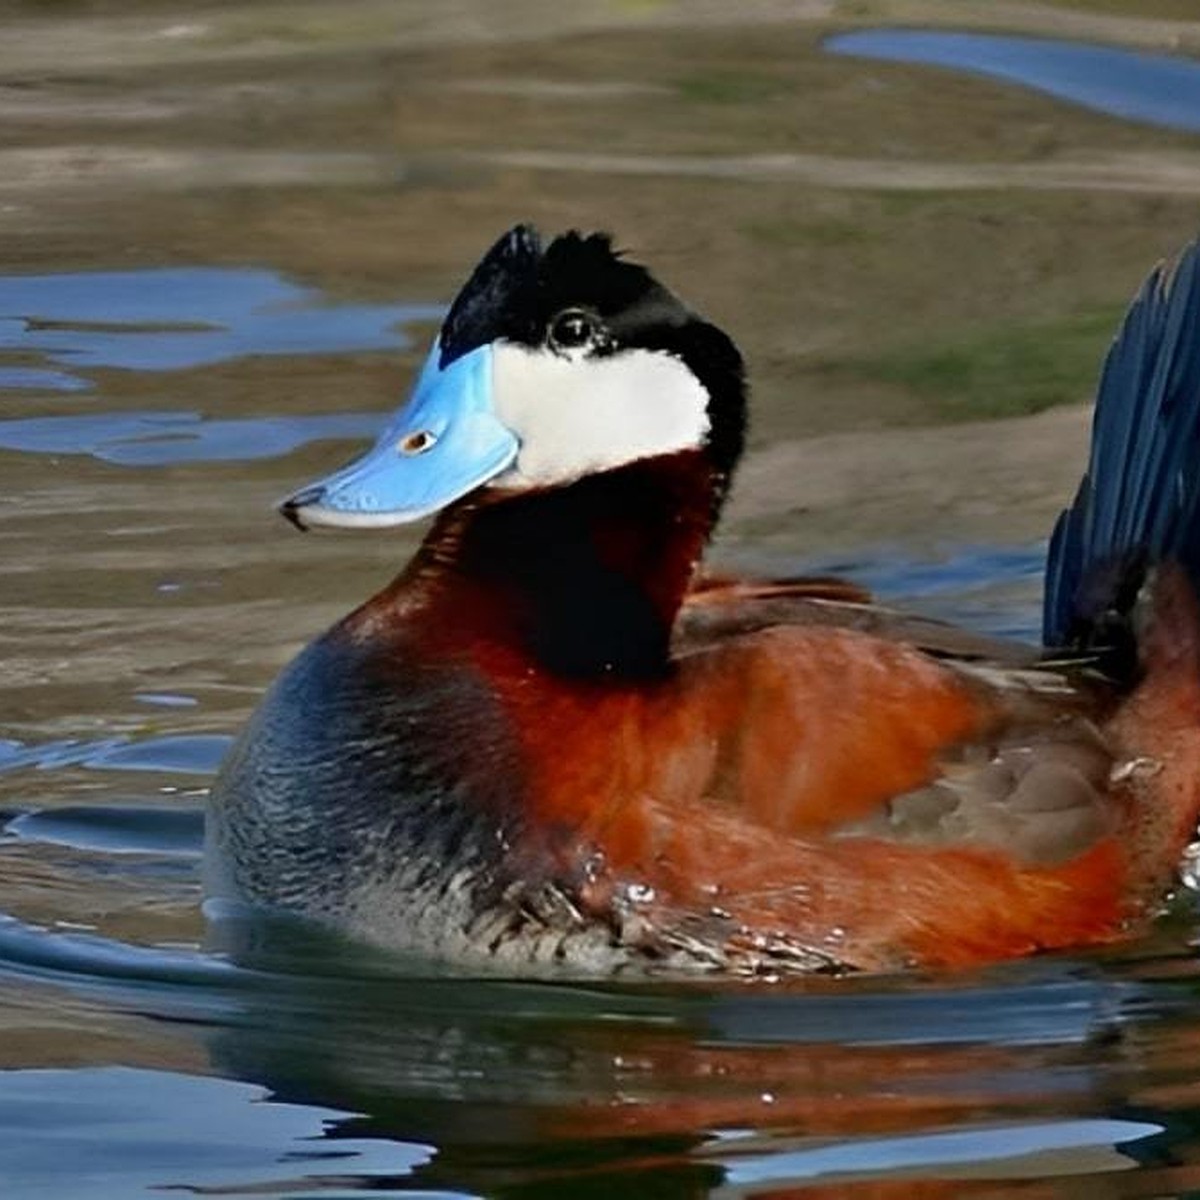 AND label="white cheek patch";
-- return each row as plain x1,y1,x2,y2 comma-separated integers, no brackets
489,341,710,488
